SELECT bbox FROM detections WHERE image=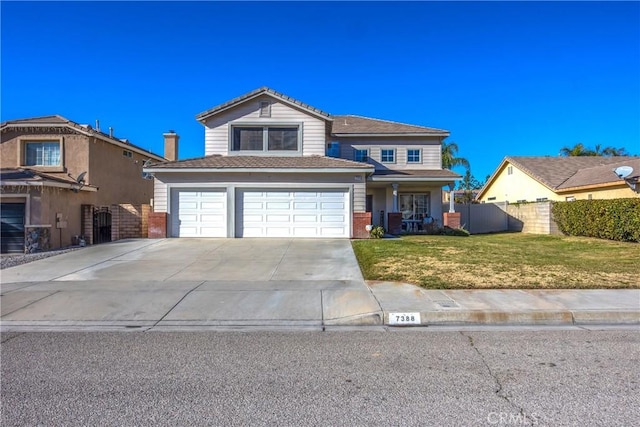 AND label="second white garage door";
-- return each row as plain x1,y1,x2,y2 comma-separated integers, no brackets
238,189,350,238
171,190,227,237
